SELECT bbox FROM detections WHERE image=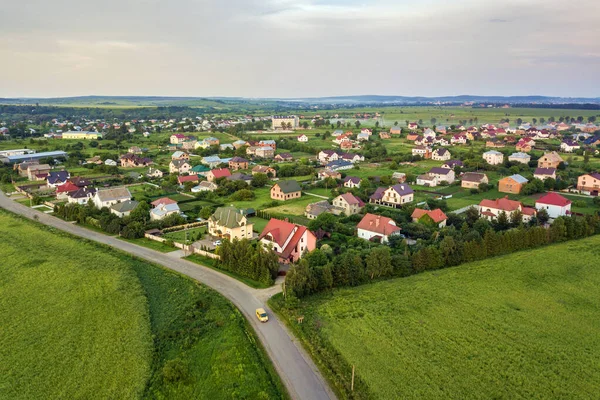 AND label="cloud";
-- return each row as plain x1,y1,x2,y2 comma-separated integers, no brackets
0,0,599,97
